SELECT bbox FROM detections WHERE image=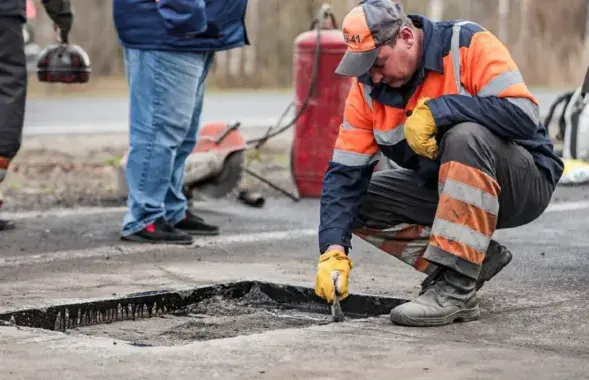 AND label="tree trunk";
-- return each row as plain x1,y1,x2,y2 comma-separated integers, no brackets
497,0,509,42
427,0,444,21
